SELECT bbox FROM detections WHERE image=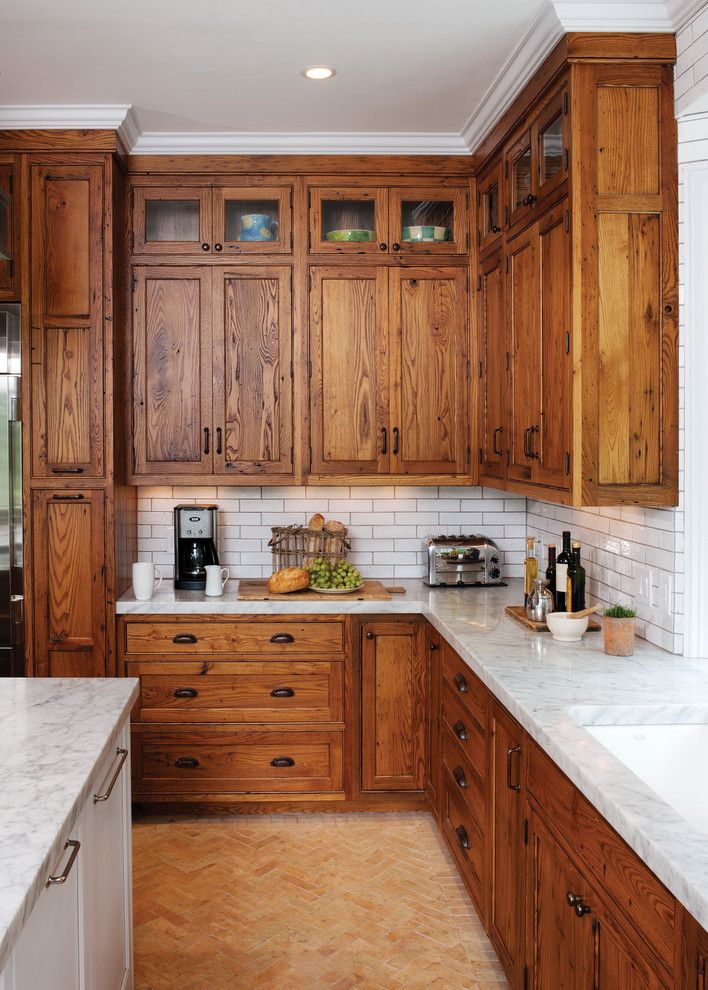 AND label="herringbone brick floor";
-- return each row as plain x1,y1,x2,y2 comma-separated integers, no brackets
133,811,509,990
